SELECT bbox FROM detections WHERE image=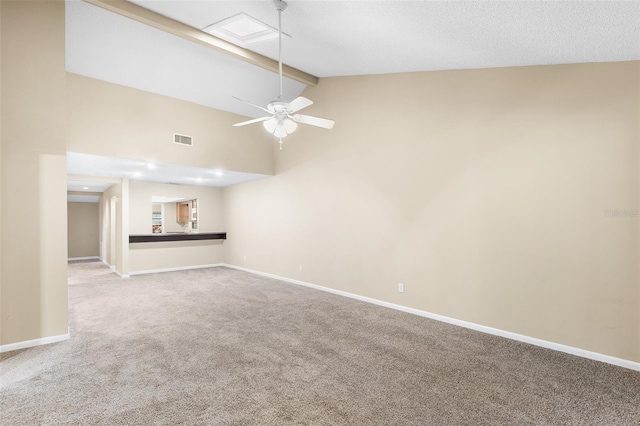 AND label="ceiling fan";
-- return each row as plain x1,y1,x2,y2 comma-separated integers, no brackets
232,0,334,148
